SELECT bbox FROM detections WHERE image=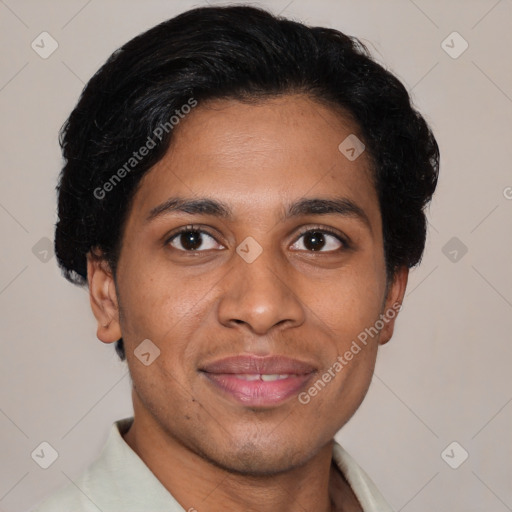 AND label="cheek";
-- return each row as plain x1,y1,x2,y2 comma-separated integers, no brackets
119,277,213,385
320,274,384,412
296,340,378,436
307,269,385,343
117,262,200,340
